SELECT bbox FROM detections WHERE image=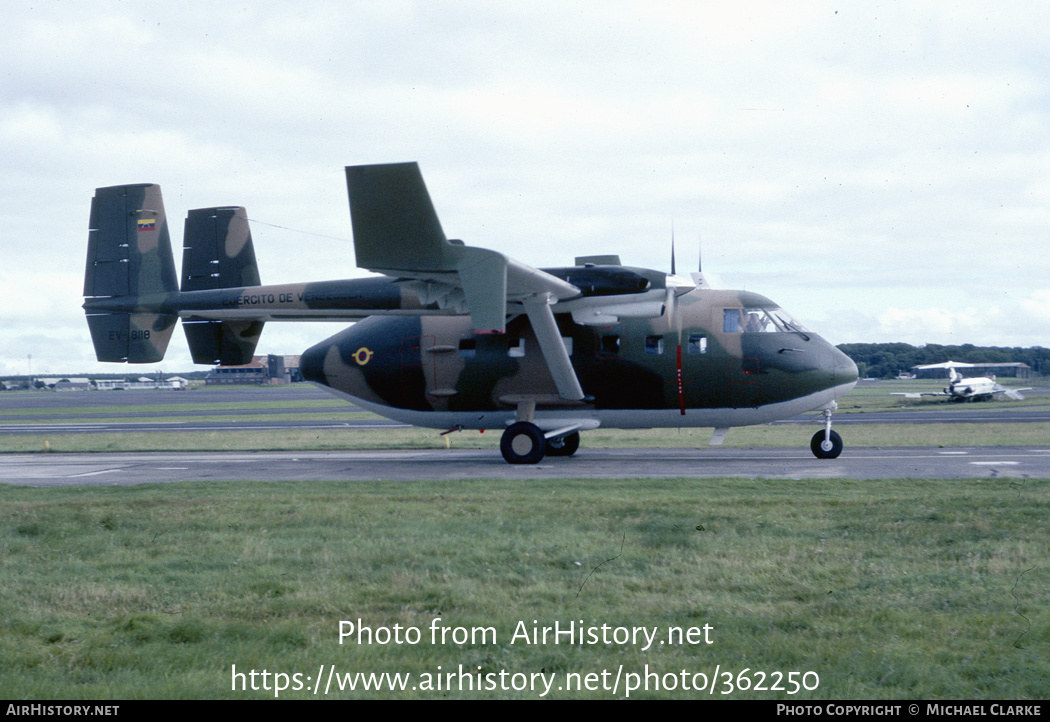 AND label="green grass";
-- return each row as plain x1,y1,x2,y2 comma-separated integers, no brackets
0,398,349,418
2,382,1047,698
1,478,1047,699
